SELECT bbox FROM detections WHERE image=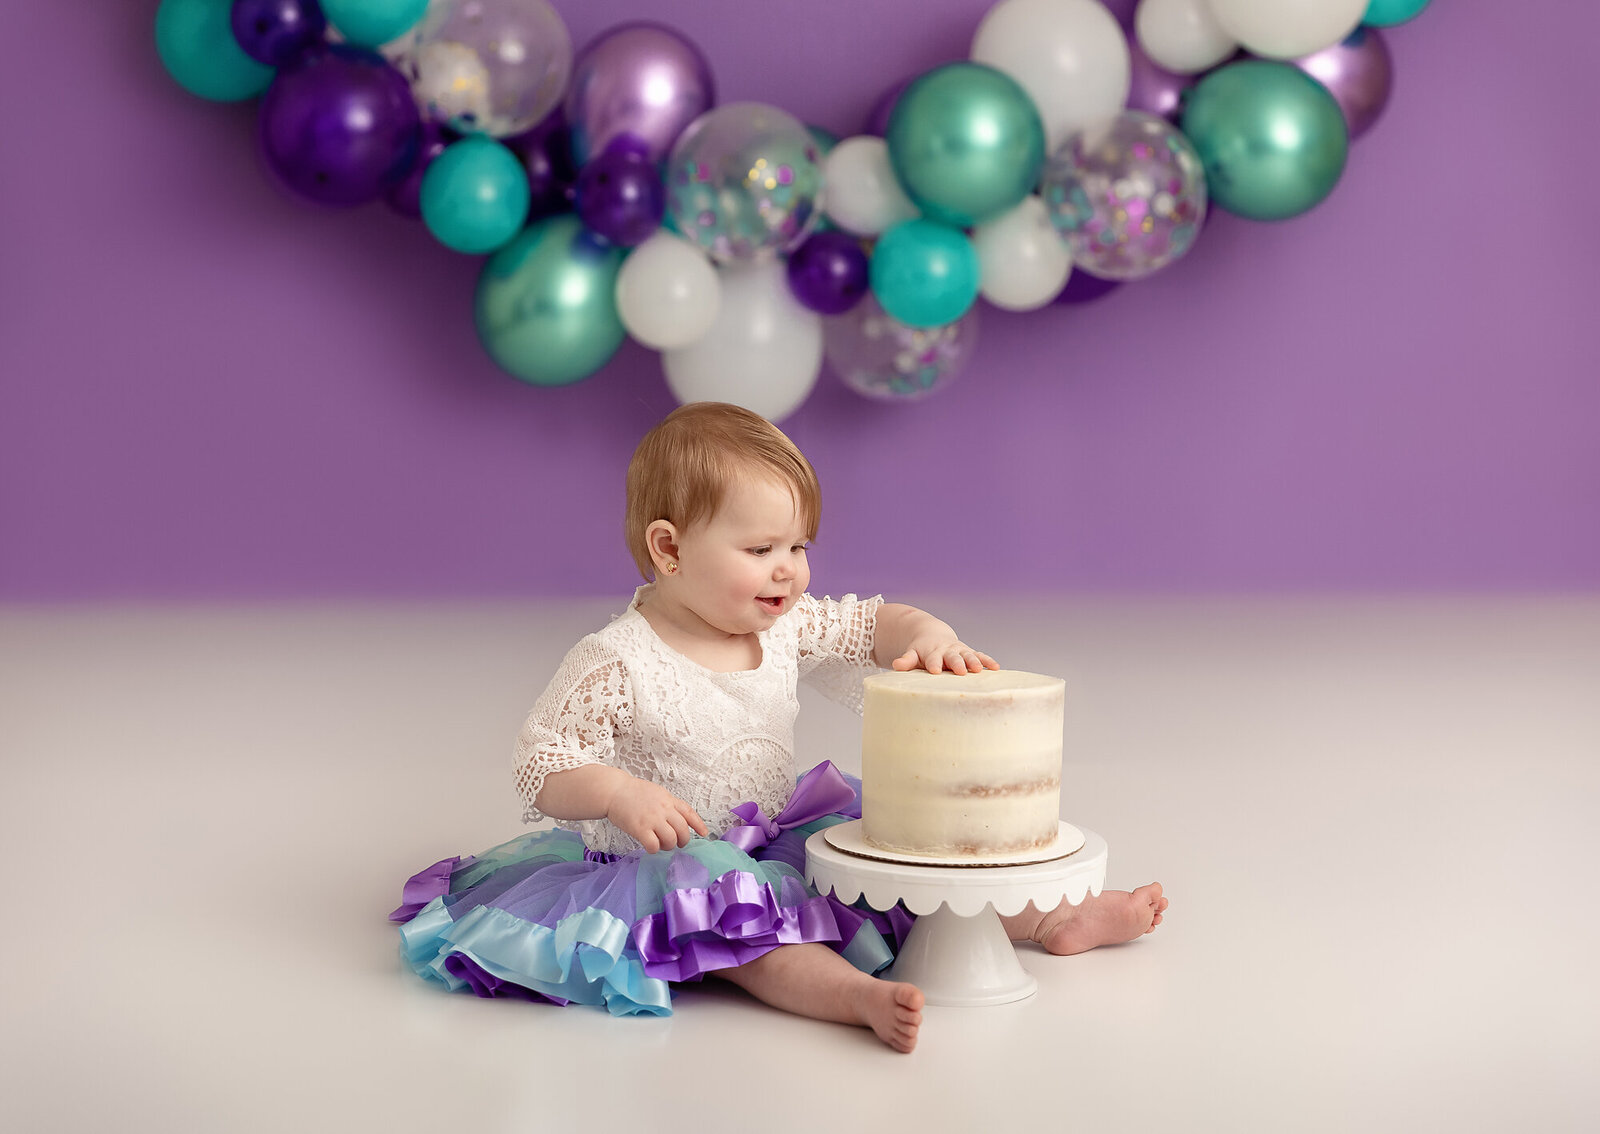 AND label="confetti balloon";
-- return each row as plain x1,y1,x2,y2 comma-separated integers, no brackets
1181,59,1347,220
665,102,824,265
1290,27,1392,140
825,295,980,402
475,214,627,386
1039,110,1206,280
387,0,572,137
